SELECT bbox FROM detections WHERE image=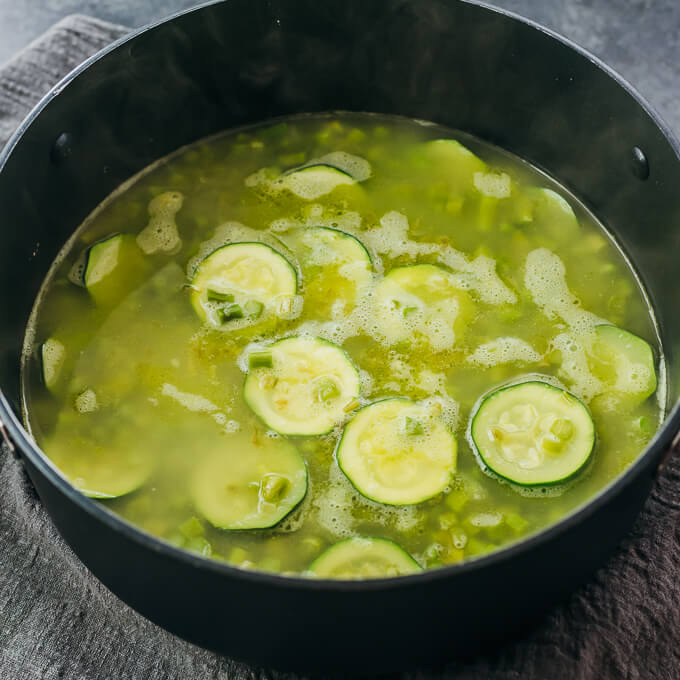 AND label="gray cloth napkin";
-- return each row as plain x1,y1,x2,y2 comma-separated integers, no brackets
1,14,679,680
